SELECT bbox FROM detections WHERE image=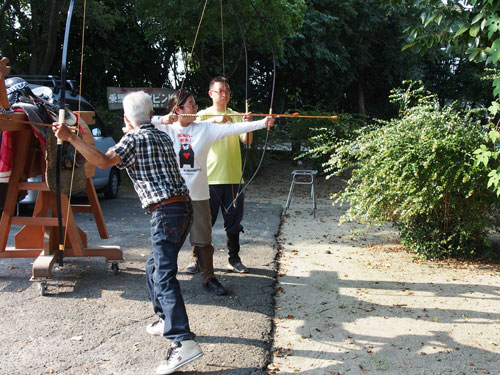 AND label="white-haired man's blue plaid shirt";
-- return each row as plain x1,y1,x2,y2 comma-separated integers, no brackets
112,124,189,209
